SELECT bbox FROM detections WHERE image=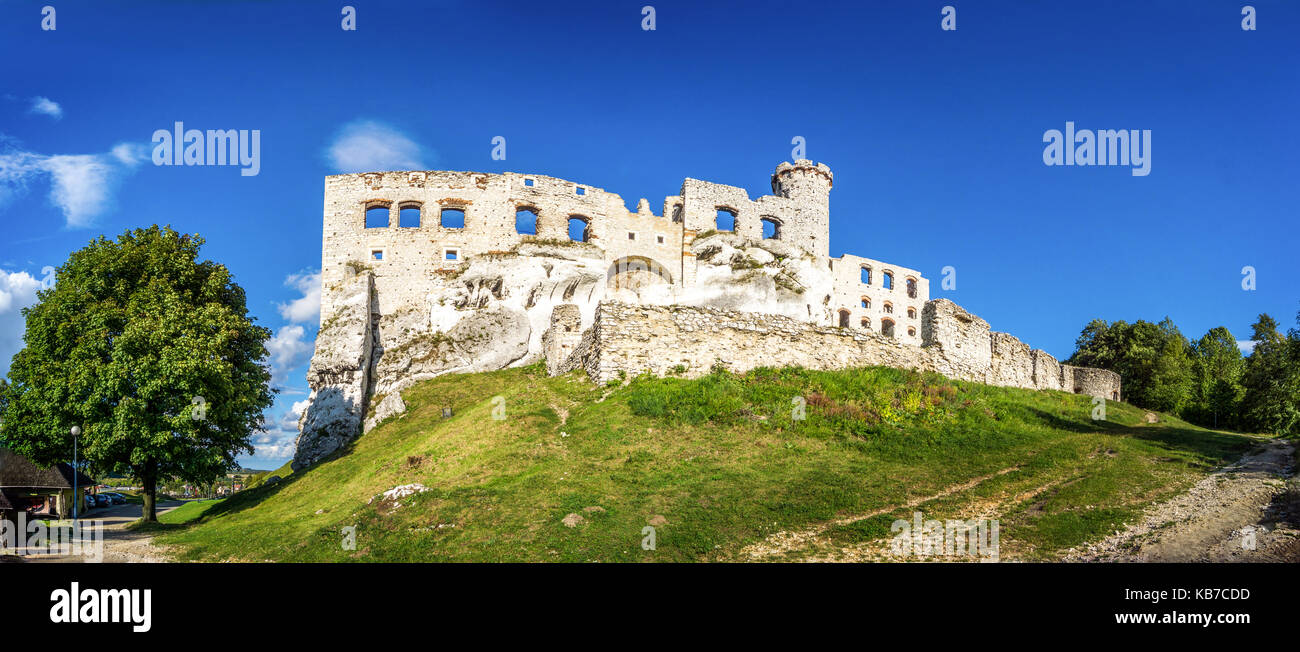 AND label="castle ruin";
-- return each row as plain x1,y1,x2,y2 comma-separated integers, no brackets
293,160,1120,469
